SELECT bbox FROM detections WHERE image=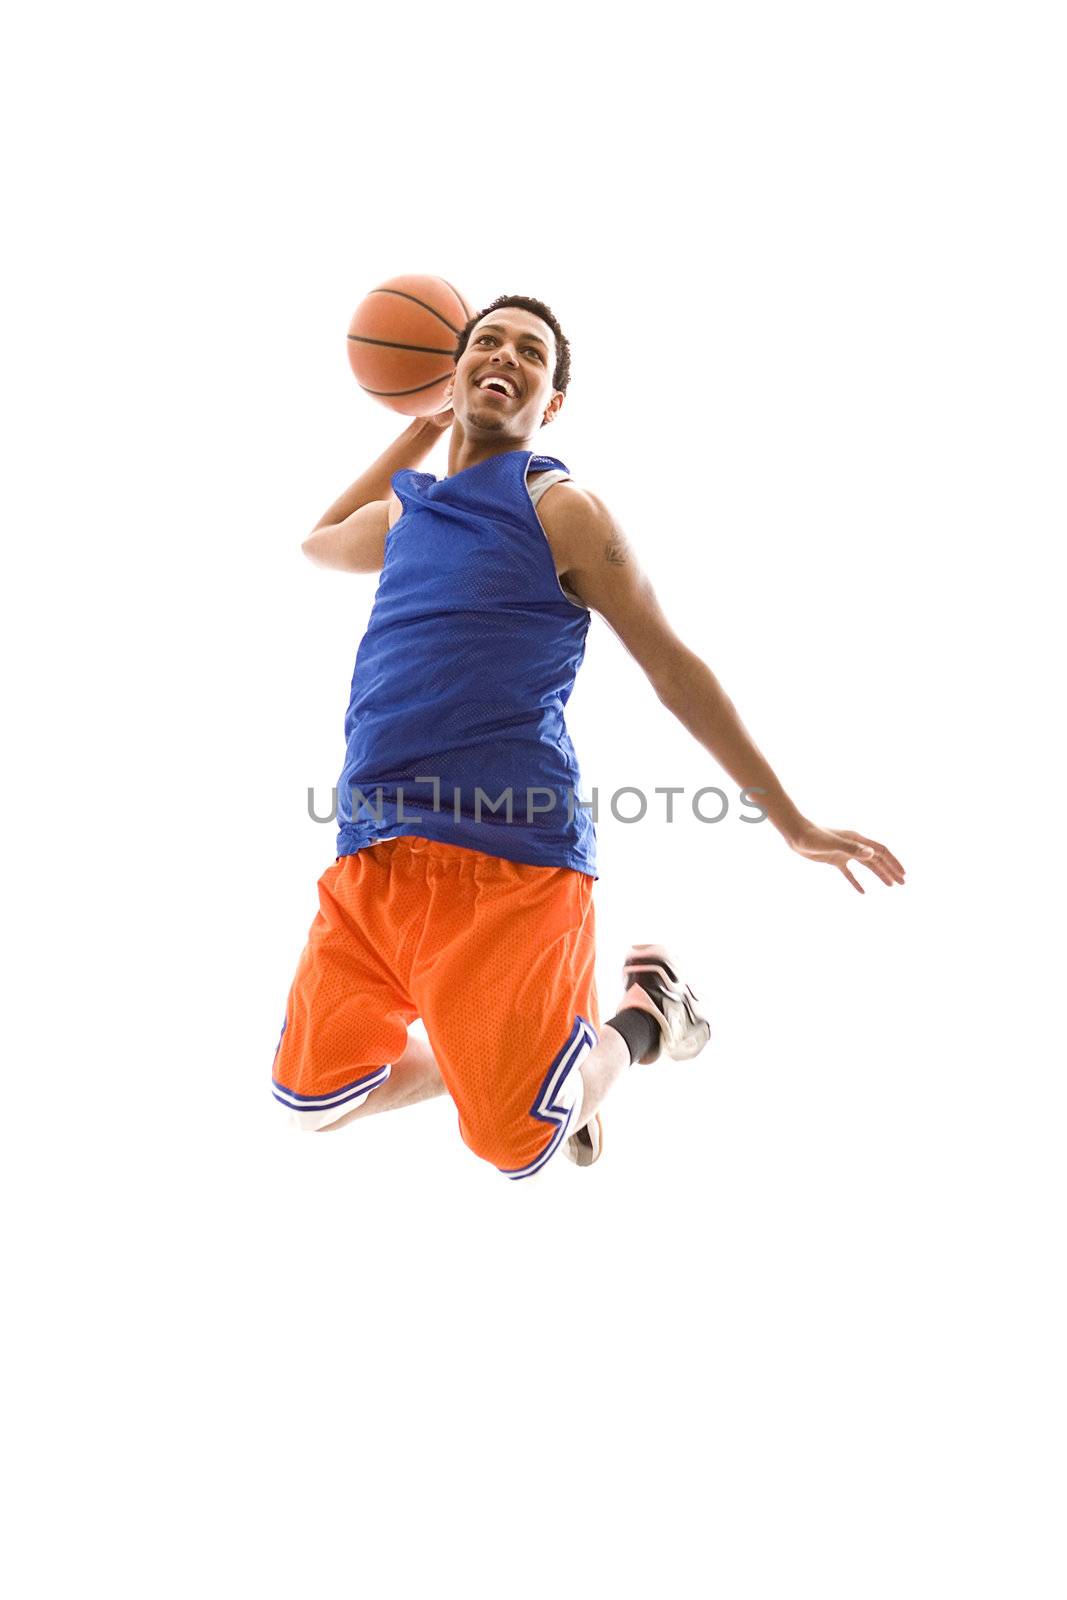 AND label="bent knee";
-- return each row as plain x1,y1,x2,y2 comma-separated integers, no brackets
284,1105,347,1132
272,1065,391,1131
458,1110,573,1179
459,1061,585,1178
